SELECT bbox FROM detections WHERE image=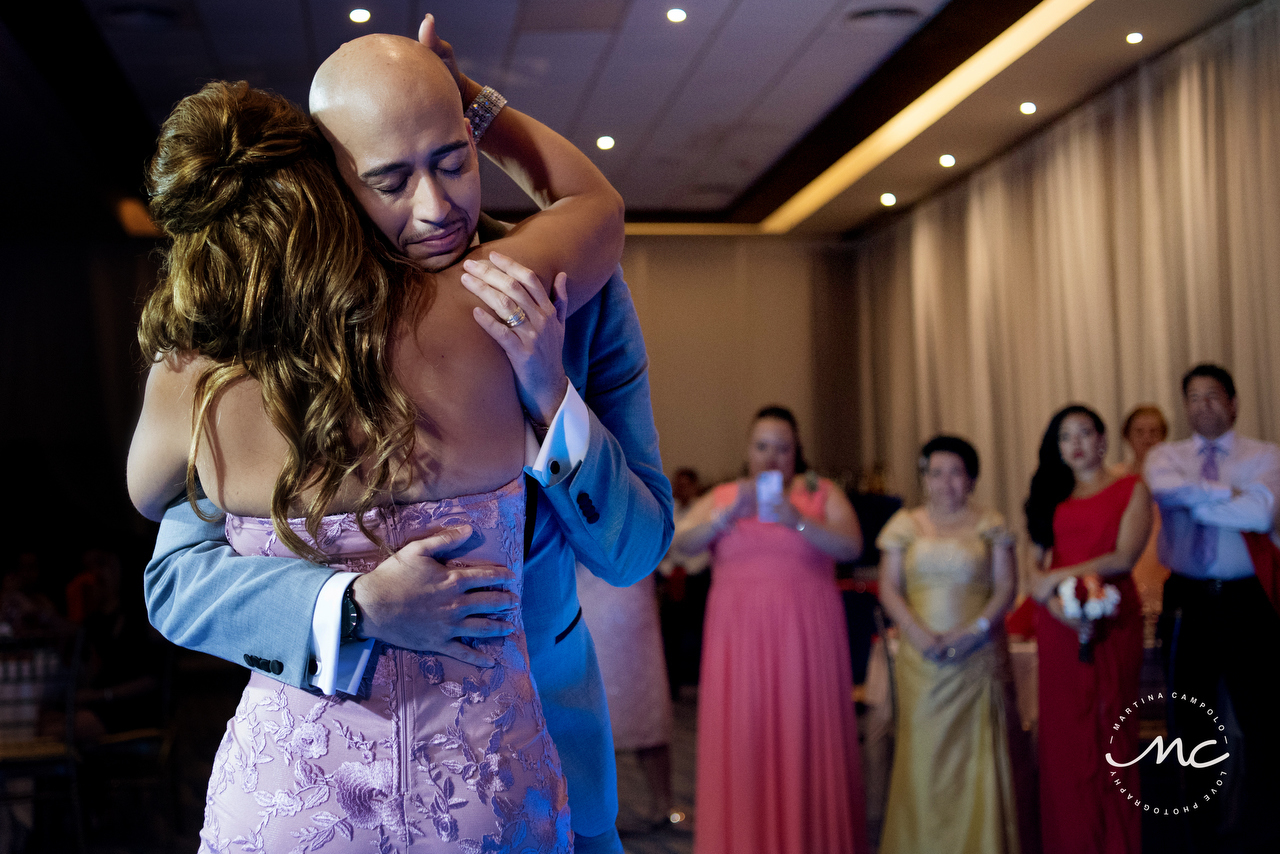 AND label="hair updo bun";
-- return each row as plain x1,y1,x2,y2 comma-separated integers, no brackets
147,80,320,236
146,81,320,235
